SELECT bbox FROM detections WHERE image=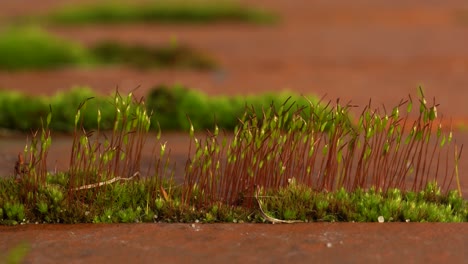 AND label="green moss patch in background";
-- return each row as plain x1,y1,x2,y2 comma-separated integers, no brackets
45,0,278,25
0,27,216,71
91,41,216,70
0,85,321,132
0,27,92,71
